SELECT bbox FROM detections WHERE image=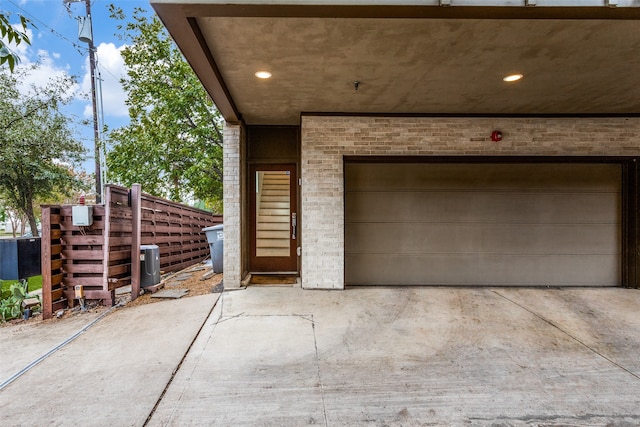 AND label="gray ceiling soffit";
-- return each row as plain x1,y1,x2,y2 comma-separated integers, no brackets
152,2,640,125
153,2,640,19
